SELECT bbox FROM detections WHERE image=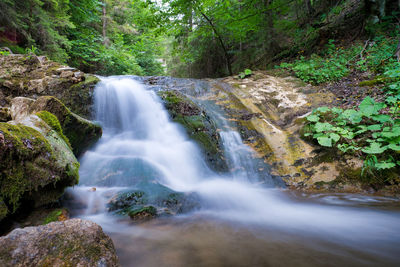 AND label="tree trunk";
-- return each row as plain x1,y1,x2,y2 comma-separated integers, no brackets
395,38,400,61
200,12,233,76
102,1,107,45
